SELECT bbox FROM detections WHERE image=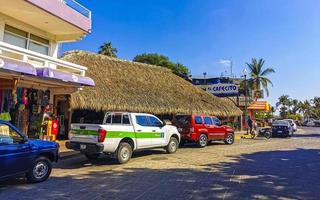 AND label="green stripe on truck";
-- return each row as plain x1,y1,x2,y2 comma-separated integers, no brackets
71,129,162,138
